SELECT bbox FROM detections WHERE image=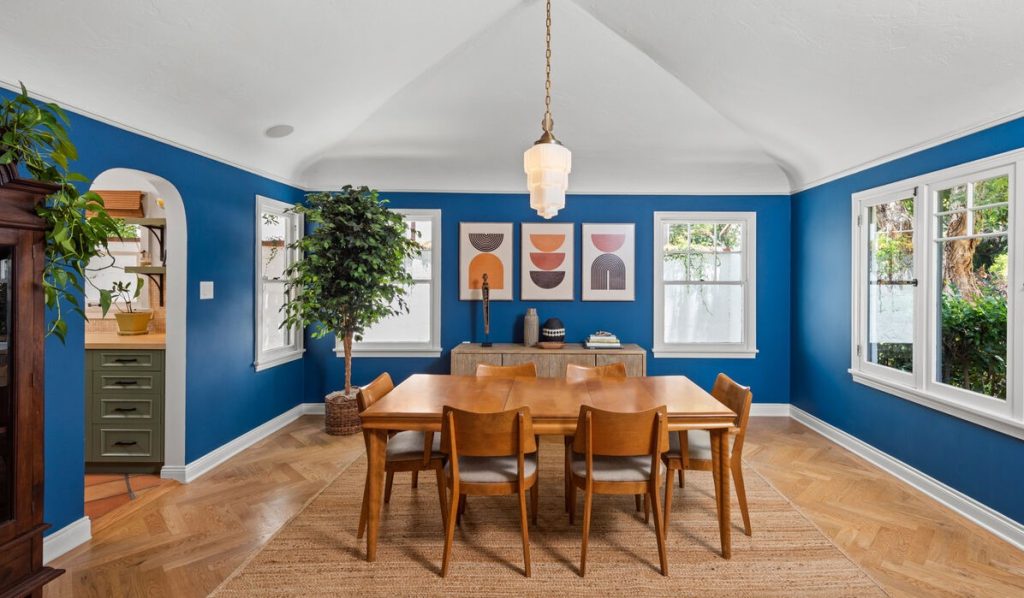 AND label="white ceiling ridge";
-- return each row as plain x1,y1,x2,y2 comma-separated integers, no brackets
289,2,528,181
566,0,797,190
790,105,1024,193
370,185,791,196
0,78,309,190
